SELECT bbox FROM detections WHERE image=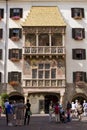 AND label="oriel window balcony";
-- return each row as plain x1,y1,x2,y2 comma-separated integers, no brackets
24,79,65,88
23,46,65,55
